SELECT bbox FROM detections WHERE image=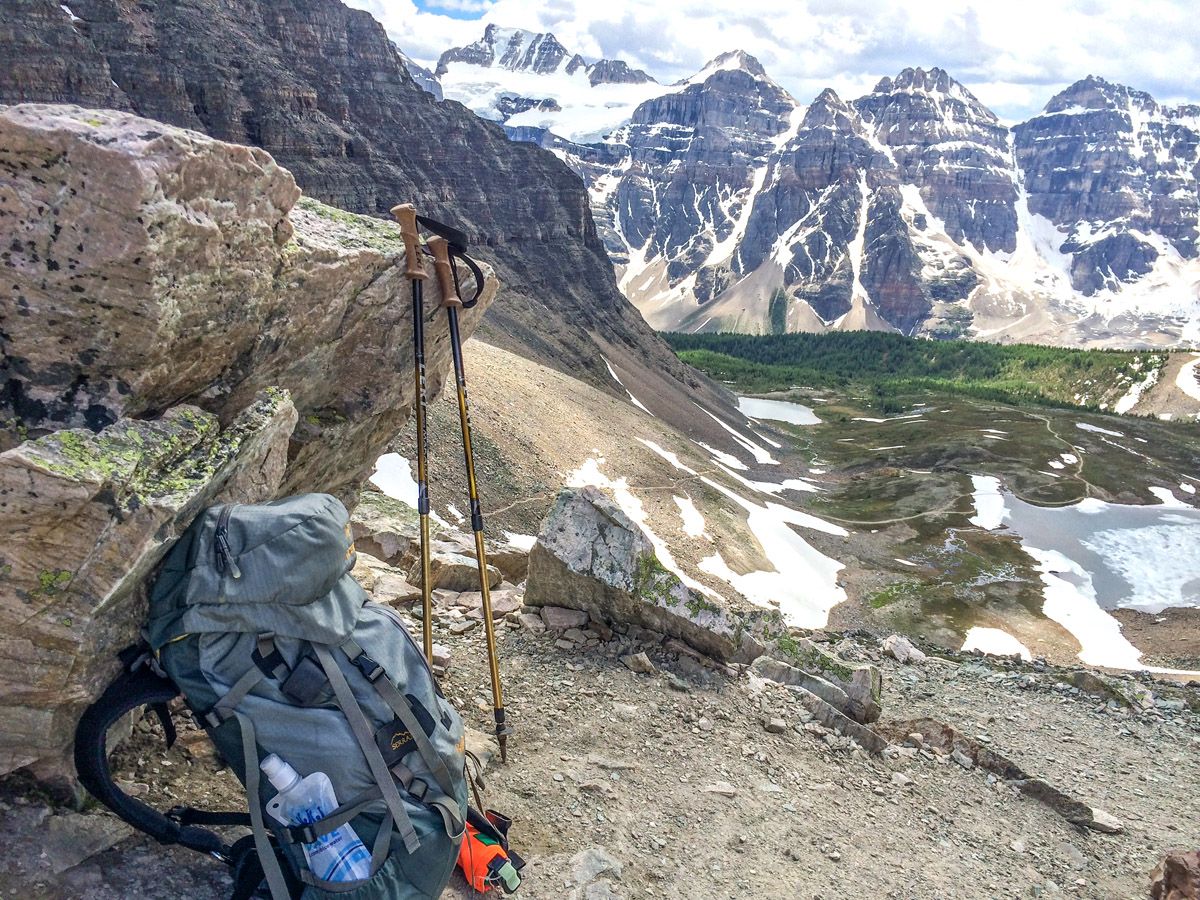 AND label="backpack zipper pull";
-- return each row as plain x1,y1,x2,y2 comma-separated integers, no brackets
215,505,242,579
